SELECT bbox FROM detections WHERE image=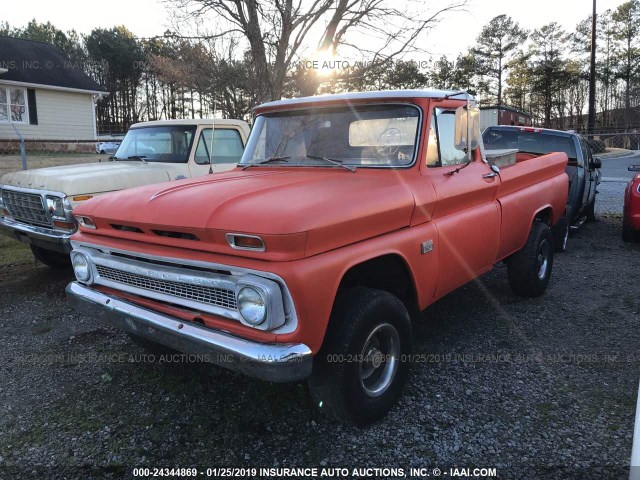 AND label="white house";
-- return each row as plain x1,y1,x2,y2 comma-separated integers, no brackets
0,36,107,141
